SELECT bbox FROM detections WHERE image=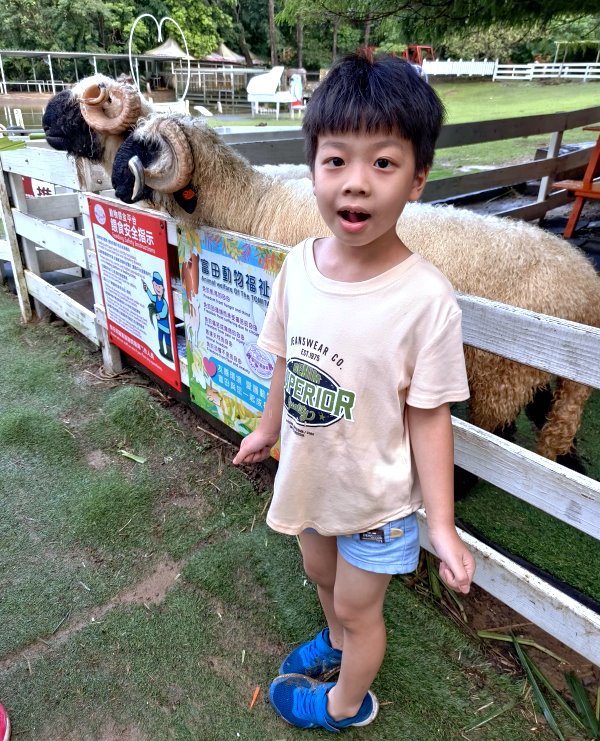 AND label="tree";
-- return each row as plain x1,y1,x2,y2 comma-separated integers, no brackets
268,0,278,65
310,0,600,43
278,0,360,66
